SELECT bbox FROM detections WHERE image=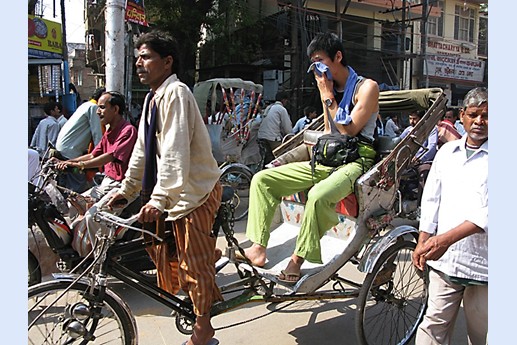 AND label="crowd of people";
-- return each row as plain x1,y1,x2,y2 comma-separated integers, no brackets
28,27,487,345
